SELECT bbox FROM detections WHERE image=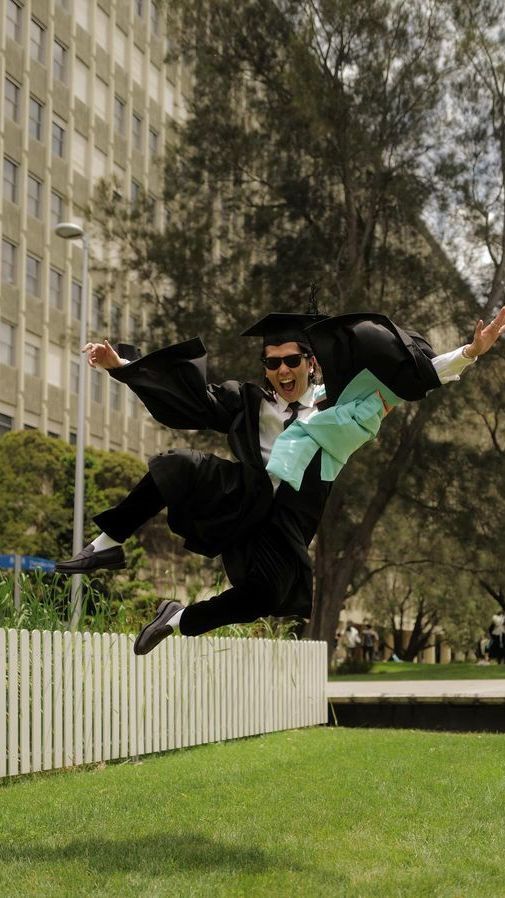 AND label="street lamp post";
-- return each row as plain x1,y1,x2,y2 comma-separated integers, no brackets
55,222,89,629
